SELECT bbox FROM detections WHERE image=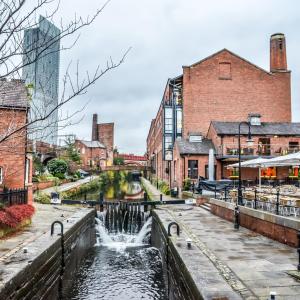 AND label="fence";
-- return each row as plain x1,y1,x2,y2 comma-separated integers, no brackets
217,186,300,218
0,189,28,207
